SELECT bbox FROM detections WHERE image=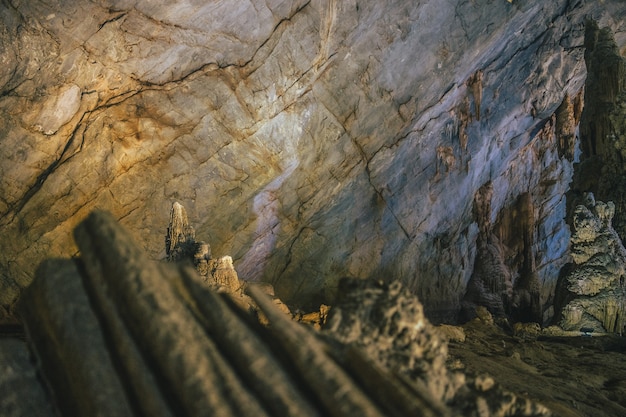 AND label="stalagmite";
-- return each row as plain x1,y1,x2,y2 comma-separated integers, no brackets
166,202,196,262
554,197,626,334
